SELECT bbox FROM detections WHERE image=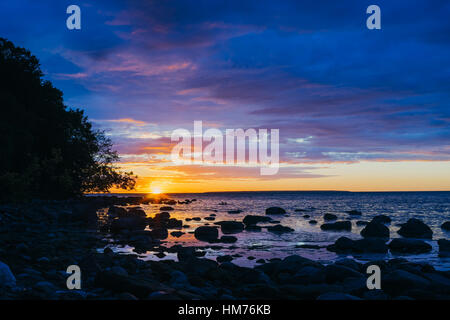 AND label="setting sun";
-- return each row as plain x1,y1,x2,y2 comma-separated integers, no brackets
151,187,162,194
